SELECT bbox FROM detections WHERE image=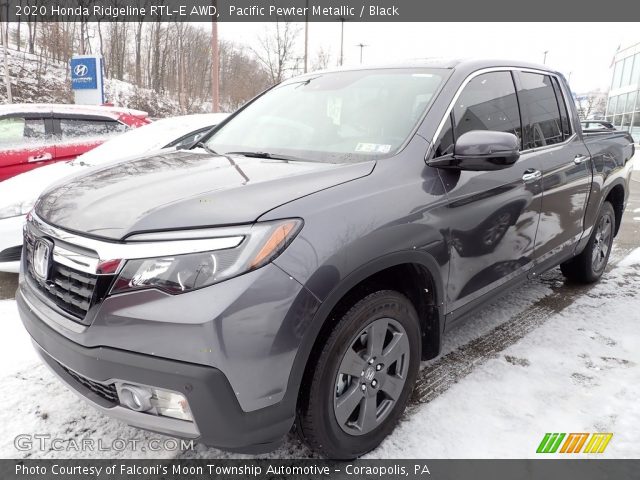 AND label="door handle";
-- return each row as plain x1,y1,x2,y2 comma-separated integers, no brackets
27,152,53,163
522,169,542,182
573,154,590,165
